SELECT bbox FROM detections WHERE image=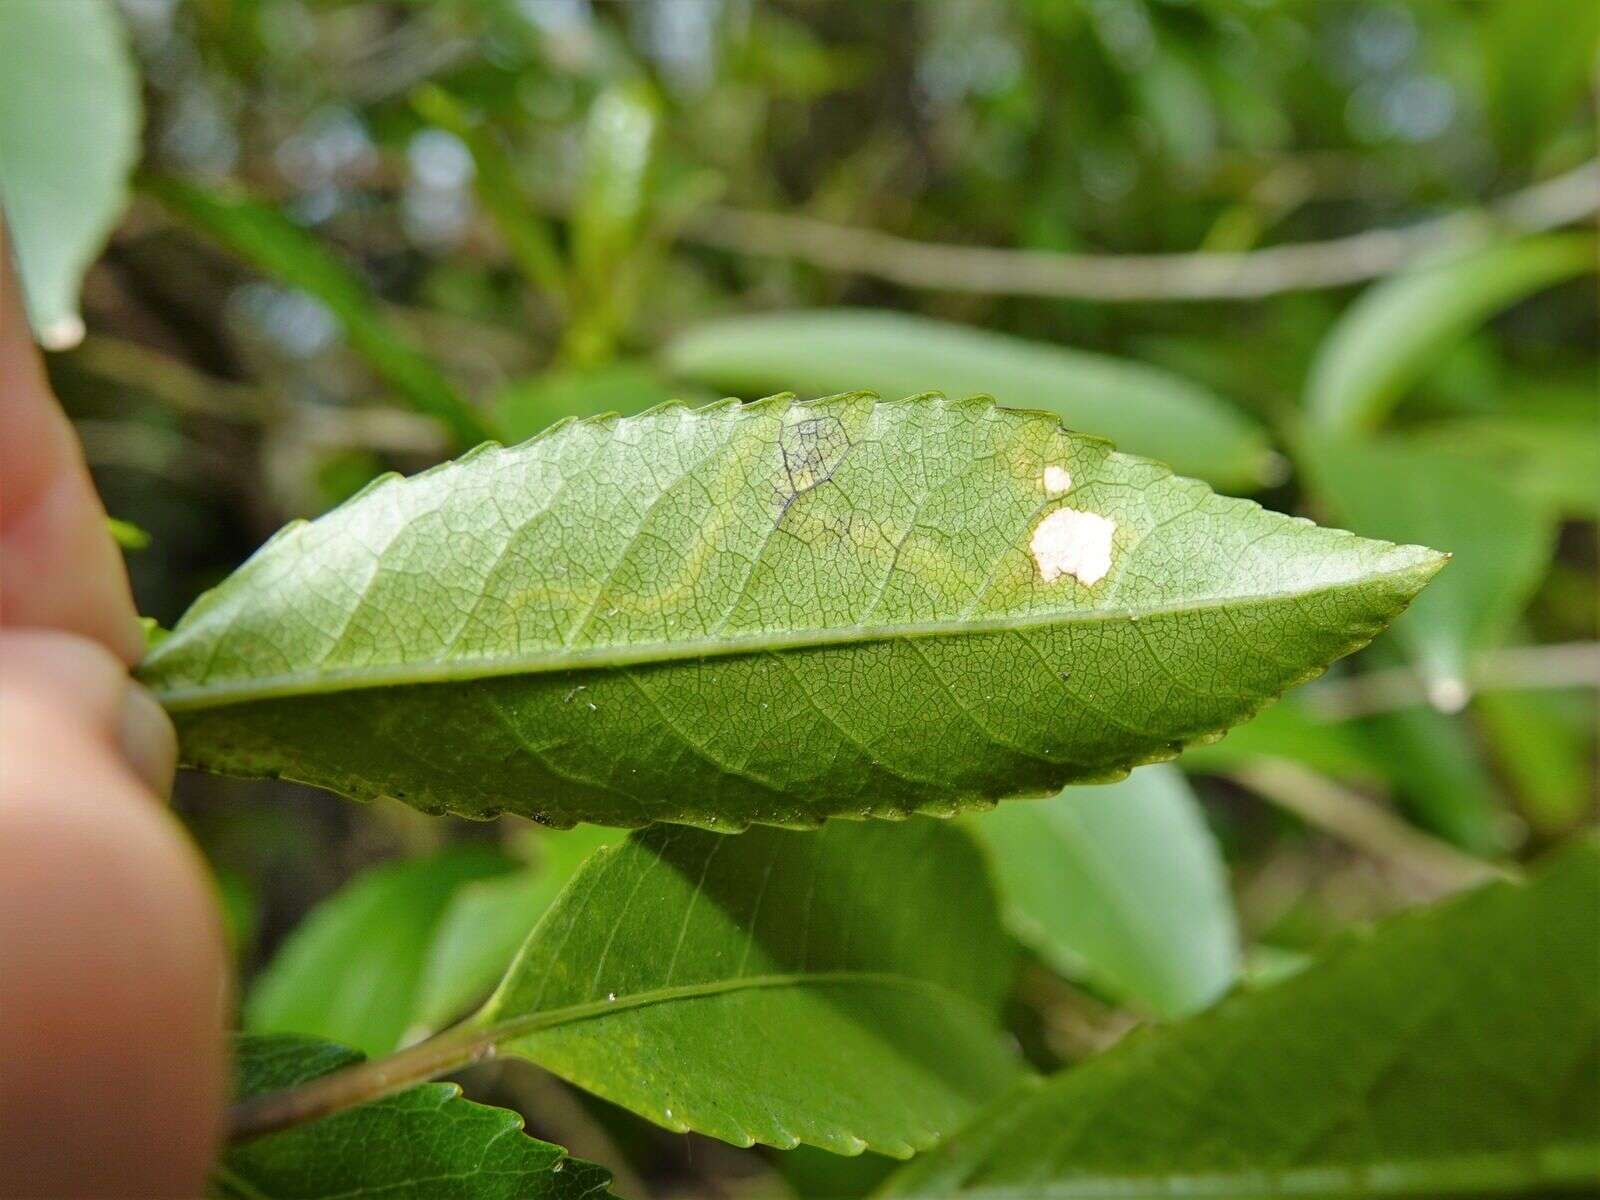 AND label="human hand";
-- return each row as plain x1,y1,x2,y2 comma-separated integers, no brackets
0,227,228,1197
